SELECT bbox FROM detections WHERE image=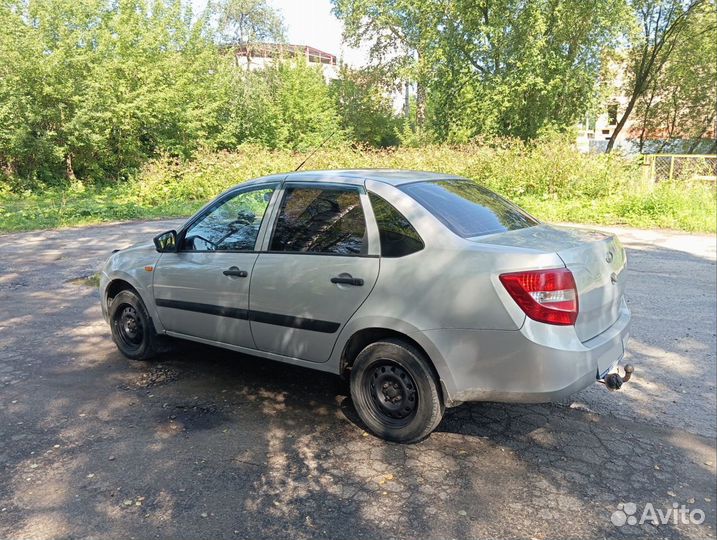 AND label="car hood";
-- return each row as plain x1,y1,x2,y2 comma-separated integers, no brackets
114,241,153,253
